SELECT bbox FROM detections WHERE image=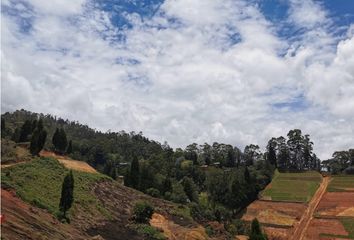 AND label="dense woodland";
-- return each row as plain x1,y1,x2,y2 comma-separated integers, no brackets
1,109,353,228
